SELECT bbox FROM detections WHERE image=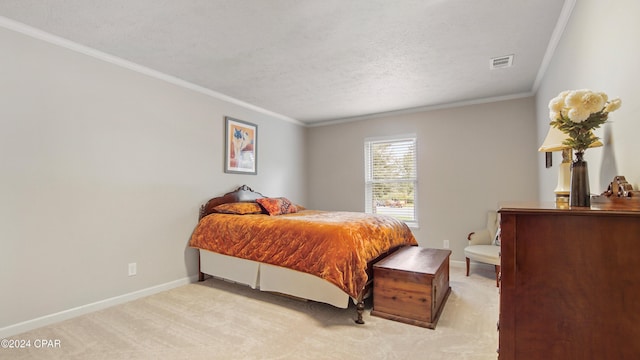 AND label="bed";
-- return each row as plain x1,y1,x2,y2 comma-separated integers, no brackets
189,185,418,323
